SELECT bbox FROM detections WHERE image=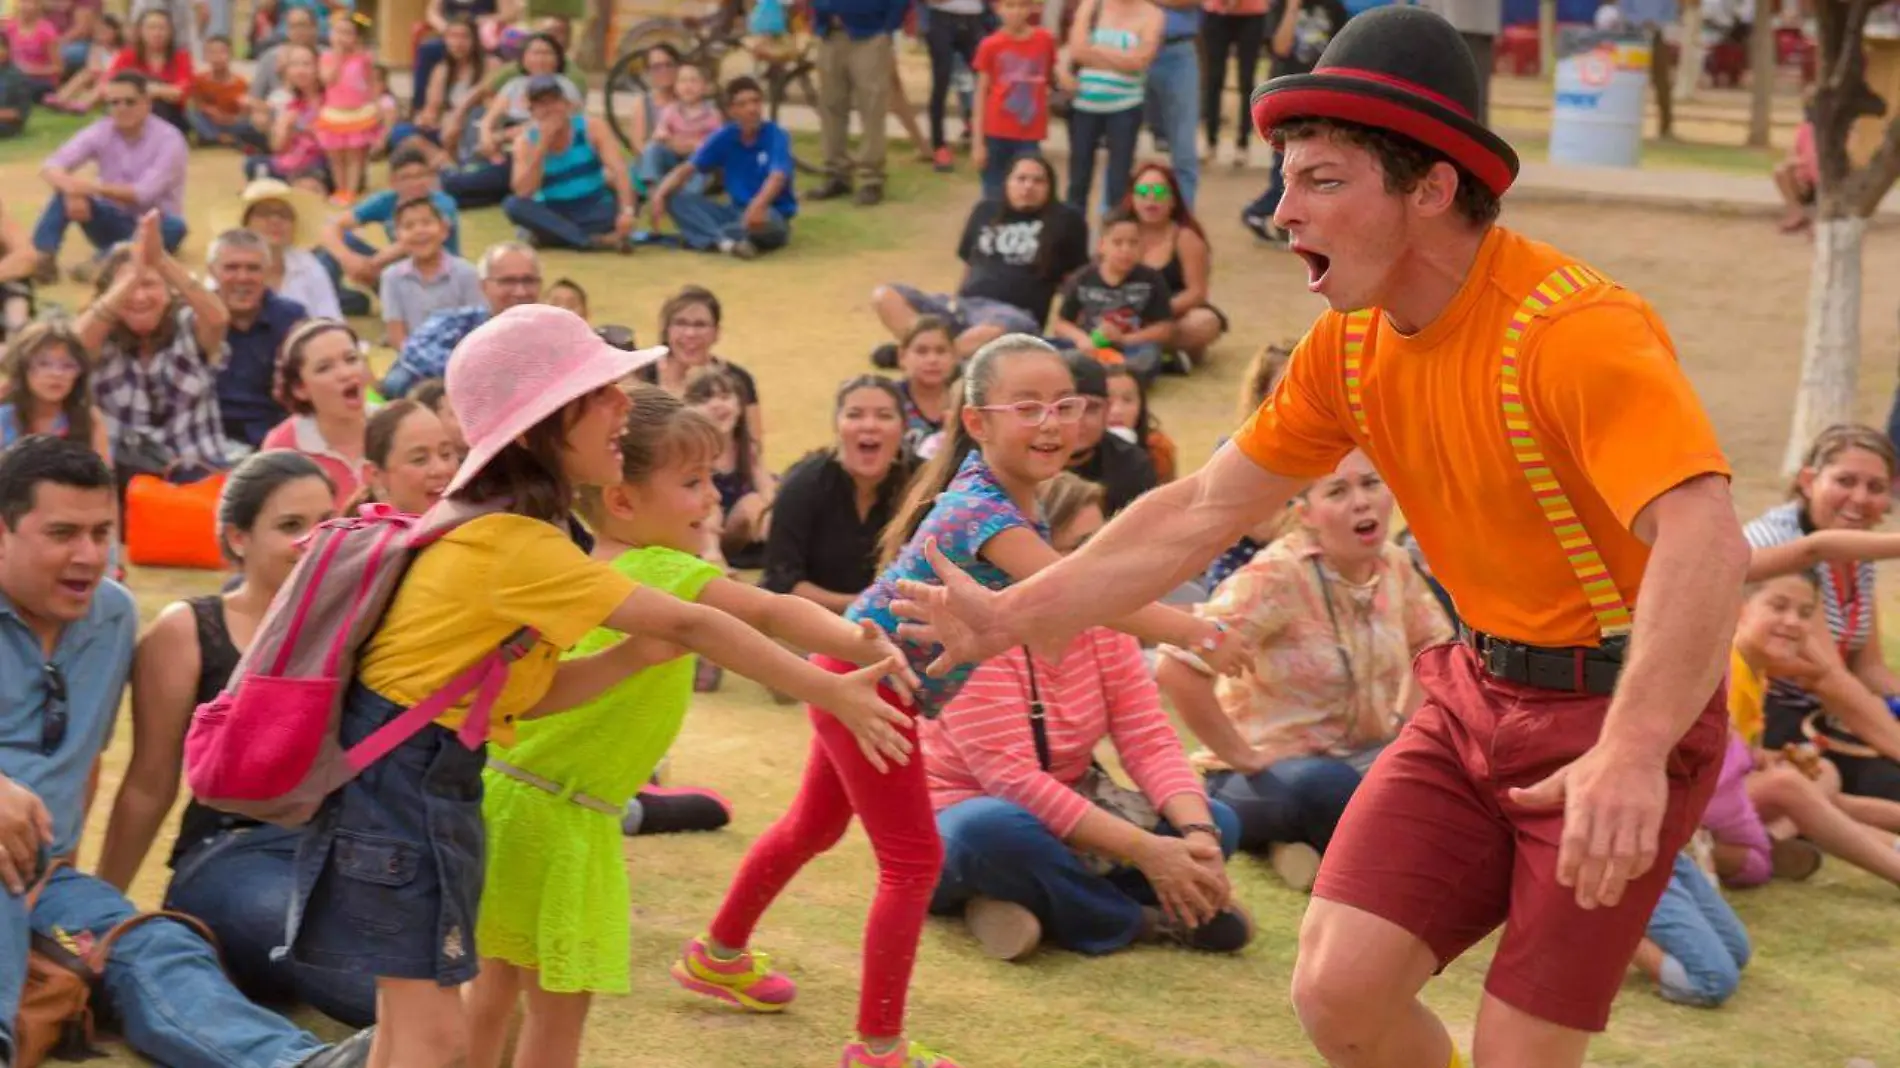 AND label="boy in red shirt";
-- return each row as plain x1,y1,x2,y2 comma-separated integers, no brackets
970,0,1059,201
